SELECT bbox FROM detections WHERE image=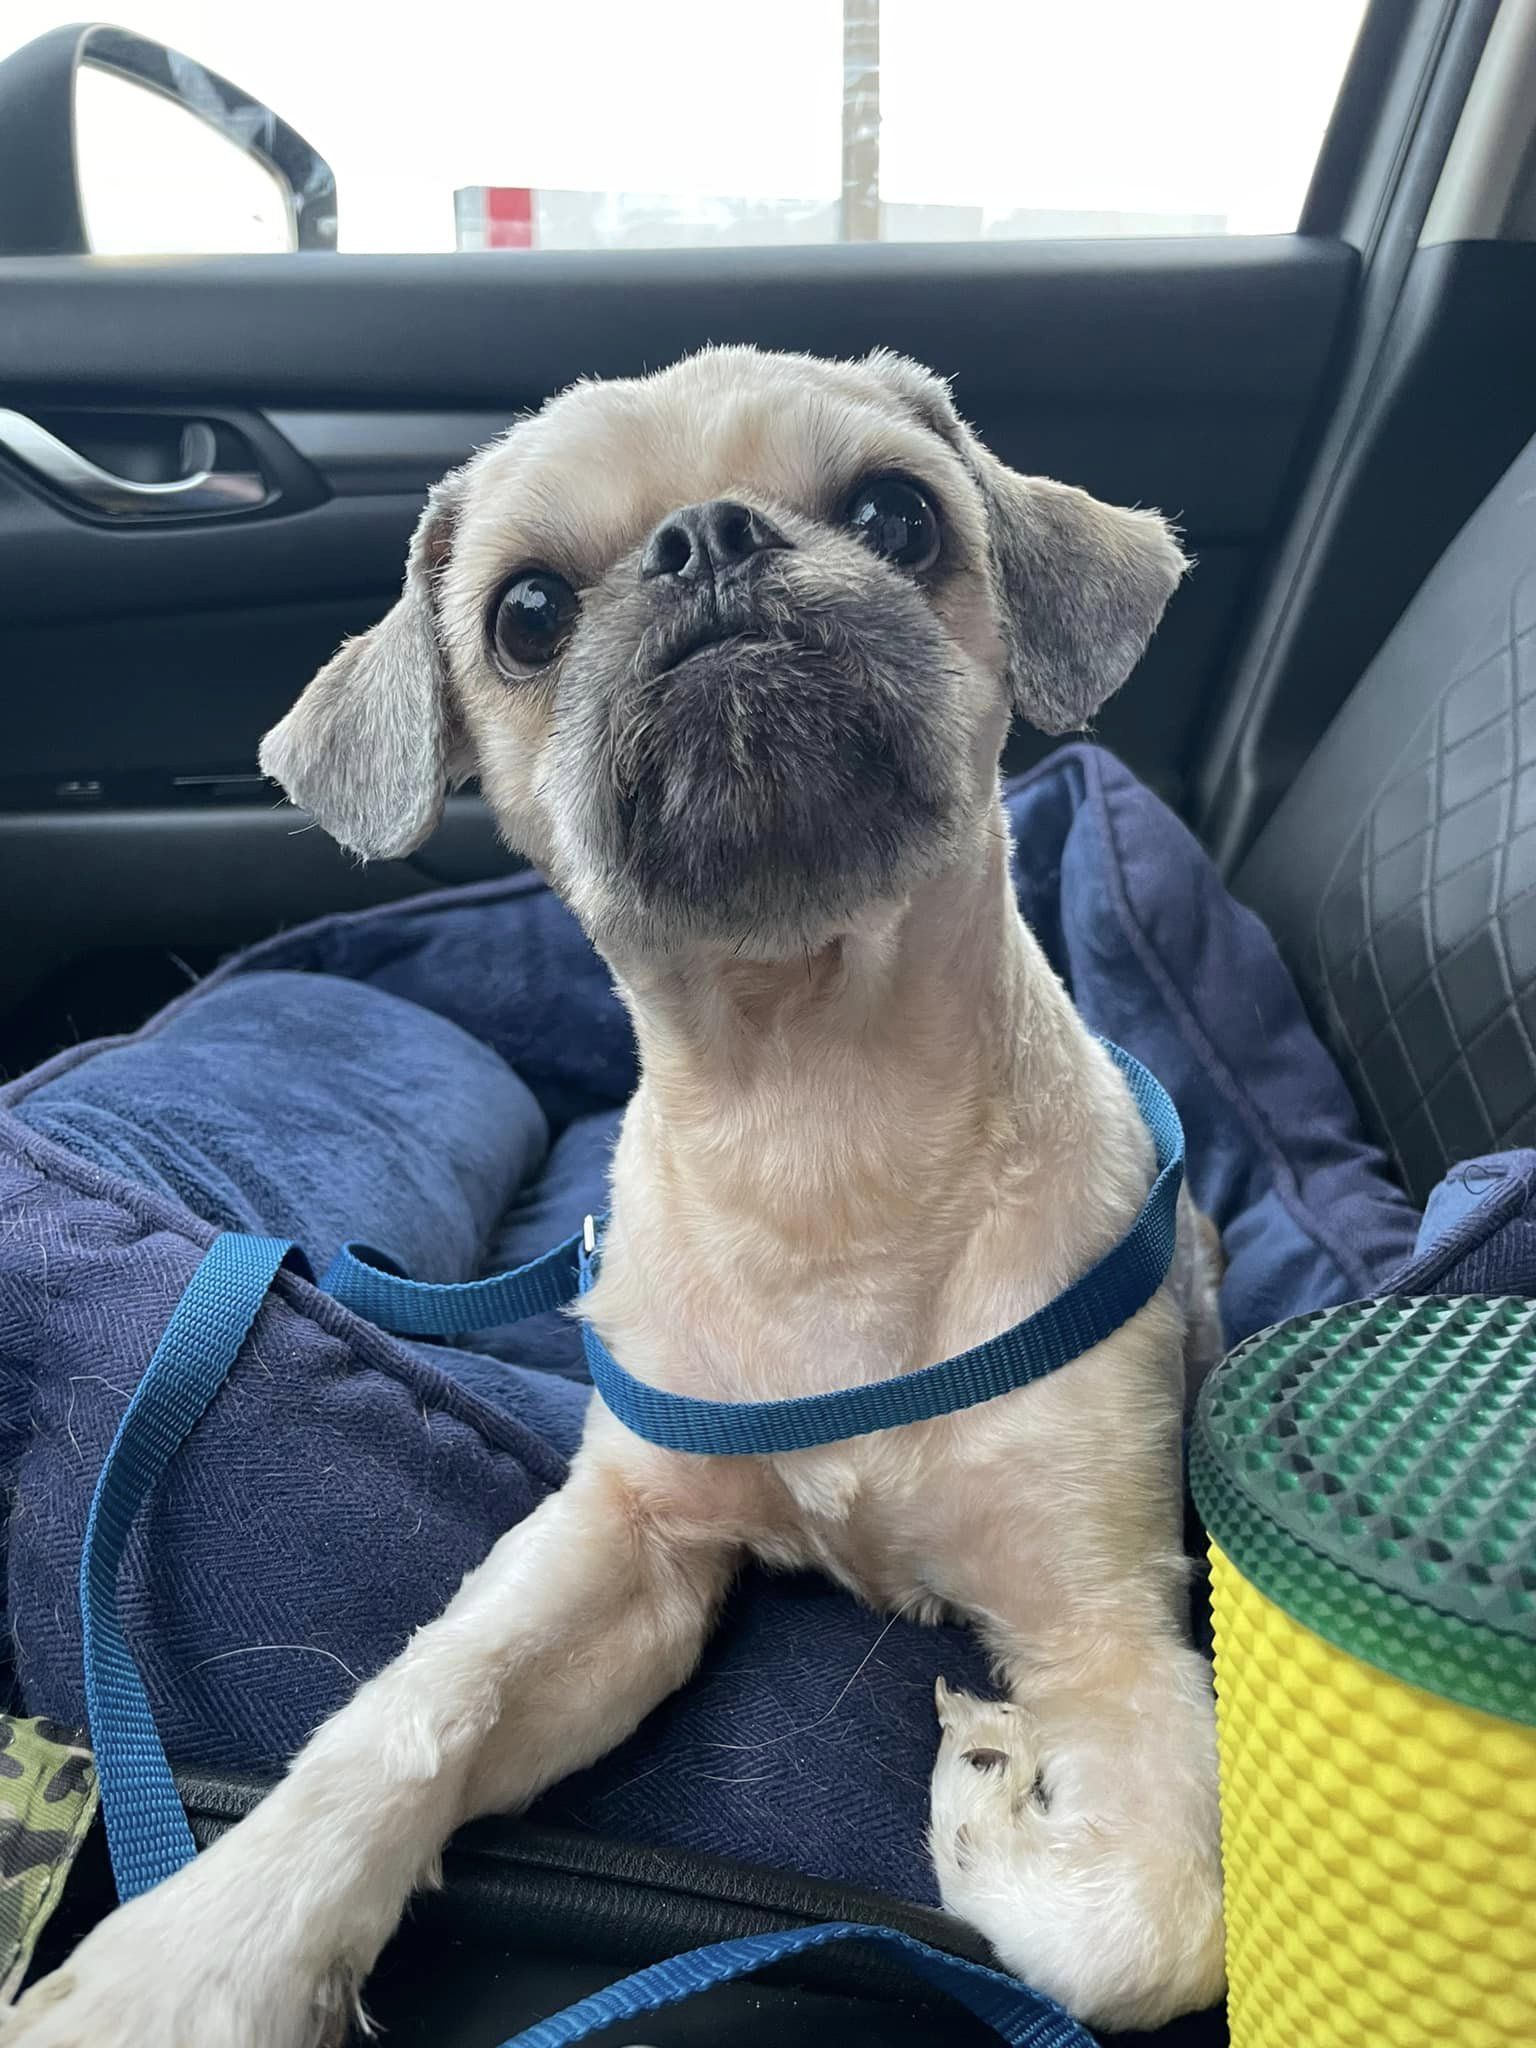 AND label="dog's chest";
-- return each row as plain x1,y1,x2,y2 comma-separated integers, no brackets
751,1436,949,1605
746,1397,1056,1611
728,1291,1187,1618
